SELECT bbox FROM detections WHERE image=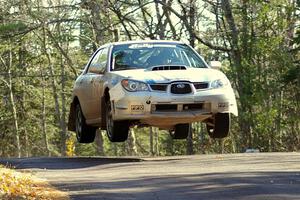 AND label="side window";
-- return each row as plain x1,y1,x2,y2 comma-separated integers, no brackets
88,47,109,74
98,47,108,73
88,49,102,73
